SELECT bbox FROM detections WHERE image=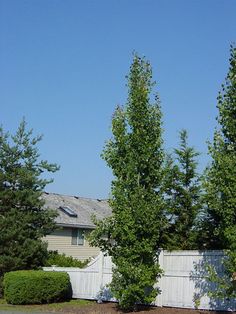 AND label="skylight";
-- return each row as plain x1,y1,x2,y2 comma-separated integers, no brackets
59,206,78,217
